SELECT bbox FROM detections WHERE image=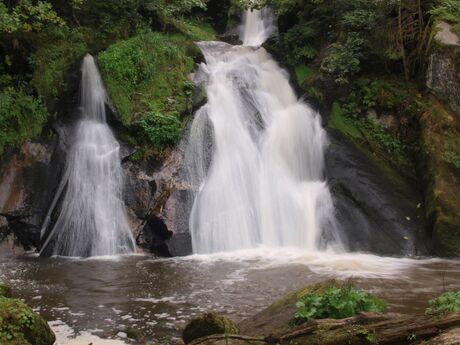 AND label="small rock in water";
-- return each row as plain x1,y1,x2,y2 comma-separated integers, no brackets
117,332,127,338
406,216,411,221
403,236,409,240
